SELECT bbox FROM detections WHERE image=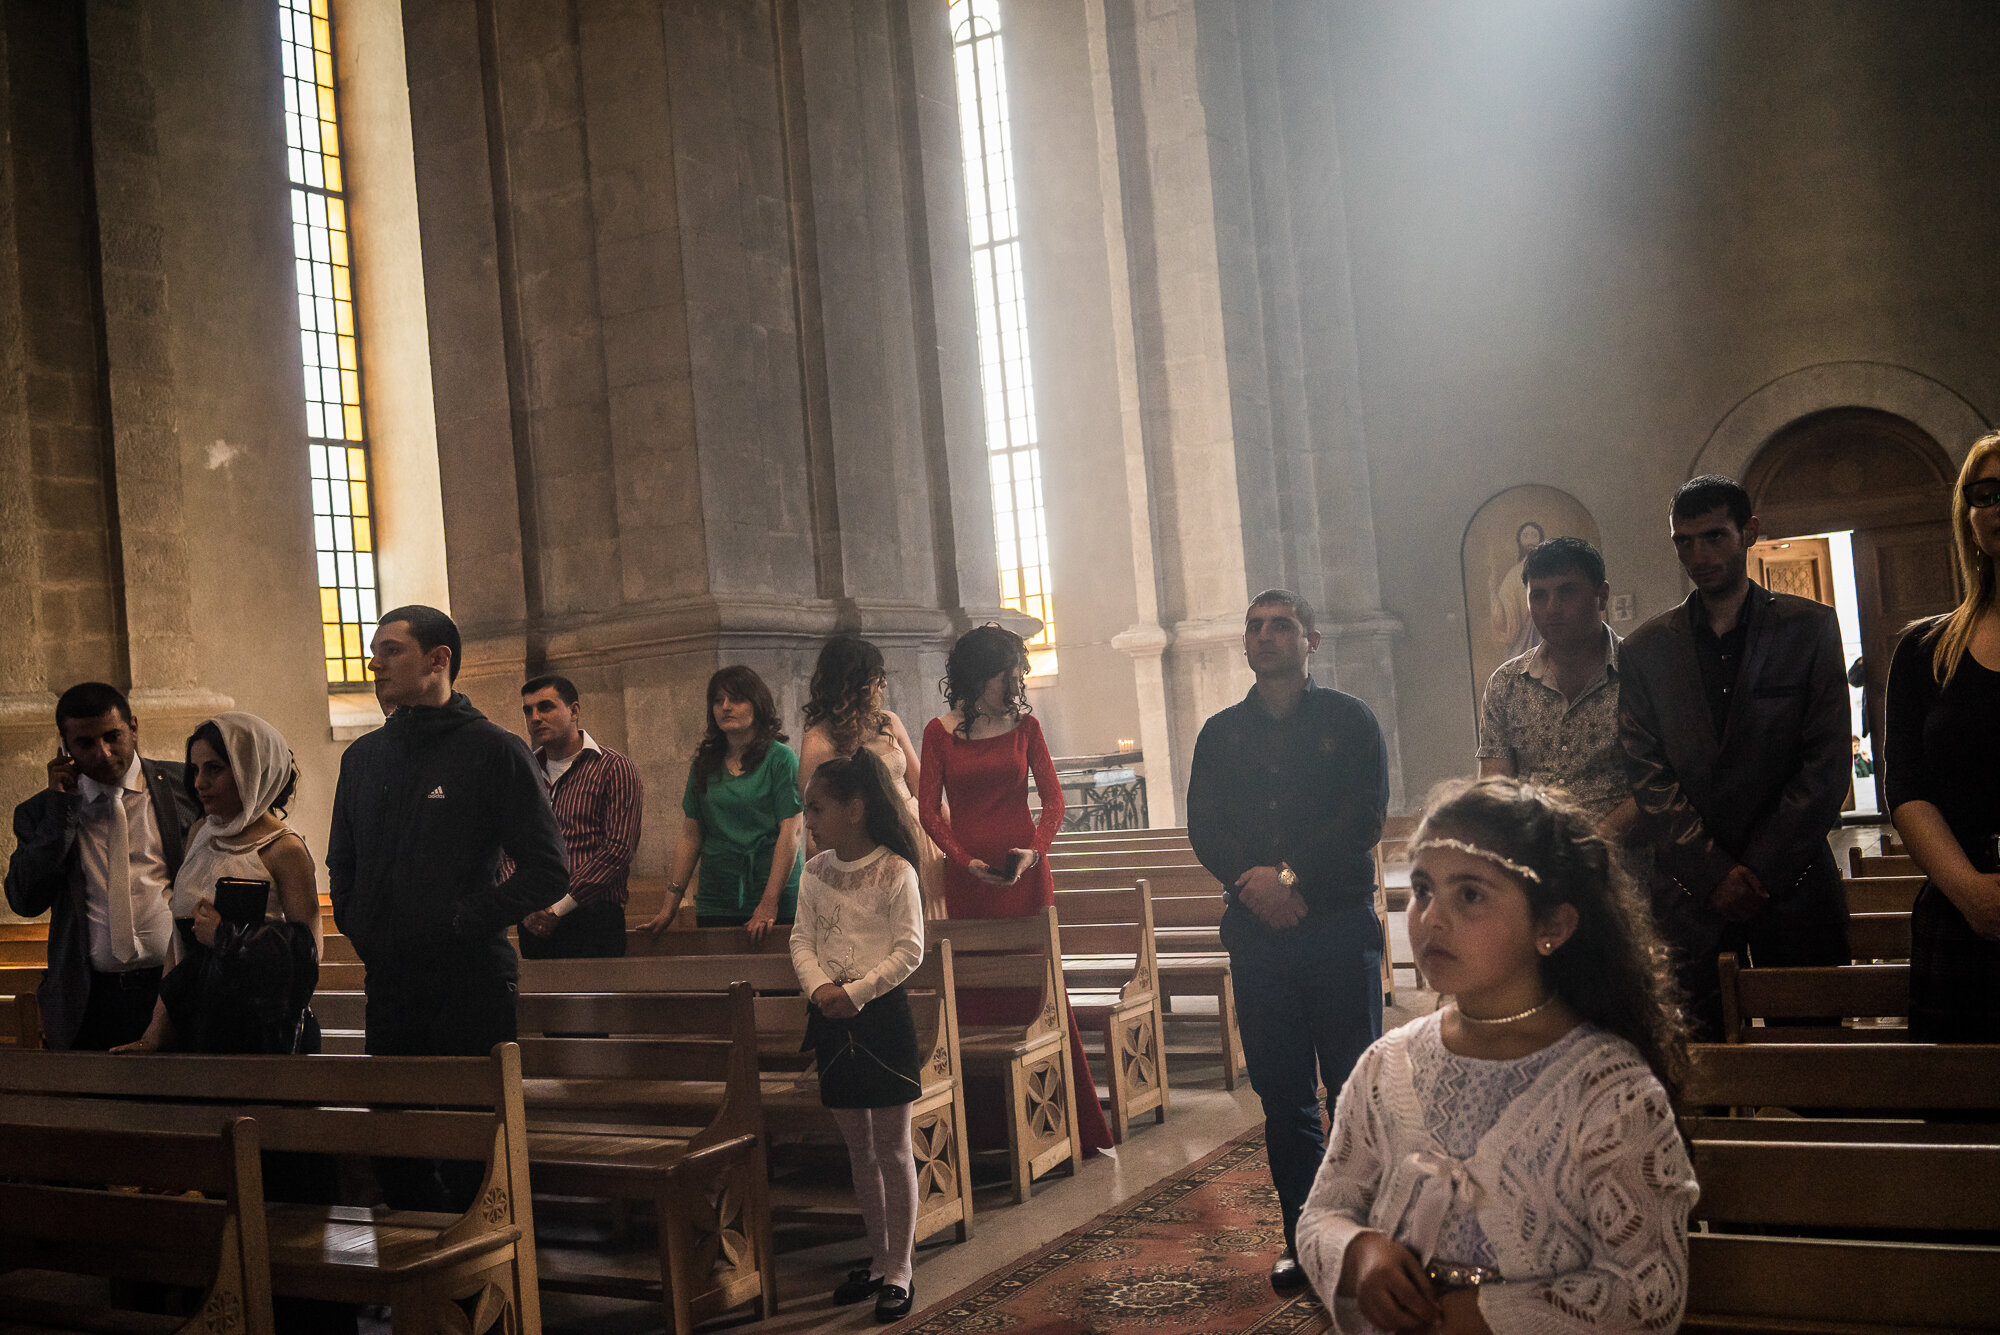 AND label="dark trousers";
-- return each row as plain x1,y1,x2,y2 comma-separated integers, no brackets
69,966,163,1051
364,970,518,1212
1654,863,1850,1041
1221,898,1383,1252
517,898,628,958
